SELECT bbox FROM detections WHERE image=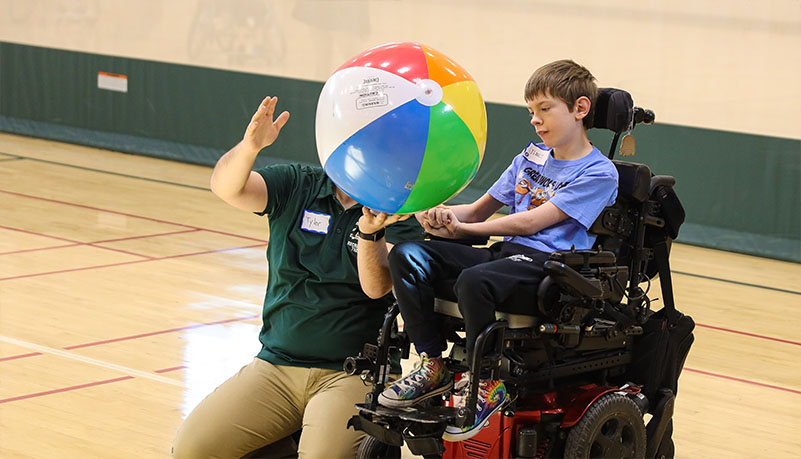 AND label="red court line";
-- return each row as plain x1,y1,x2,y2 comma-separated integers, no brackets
0,366,186,403
0,227,213,259
93,228,201,244
684,367,801,395
64,314,261,350
0,243,80,256
0,242,267,281
155,365,187,373
0,375,135,404
1,189,266,243
0,224,80,243
87,244,154,259
696,323,801,347
0,314,259,362
201,227,268,243
0,189,194,229
0,224,151,259
0,351,43,362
